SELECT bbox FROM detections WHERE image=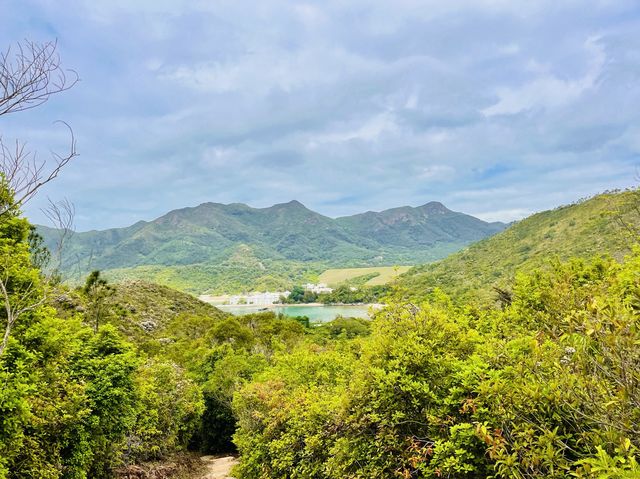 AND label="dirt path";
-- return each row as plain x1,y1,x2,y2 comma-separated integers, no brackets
198,456,238,479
